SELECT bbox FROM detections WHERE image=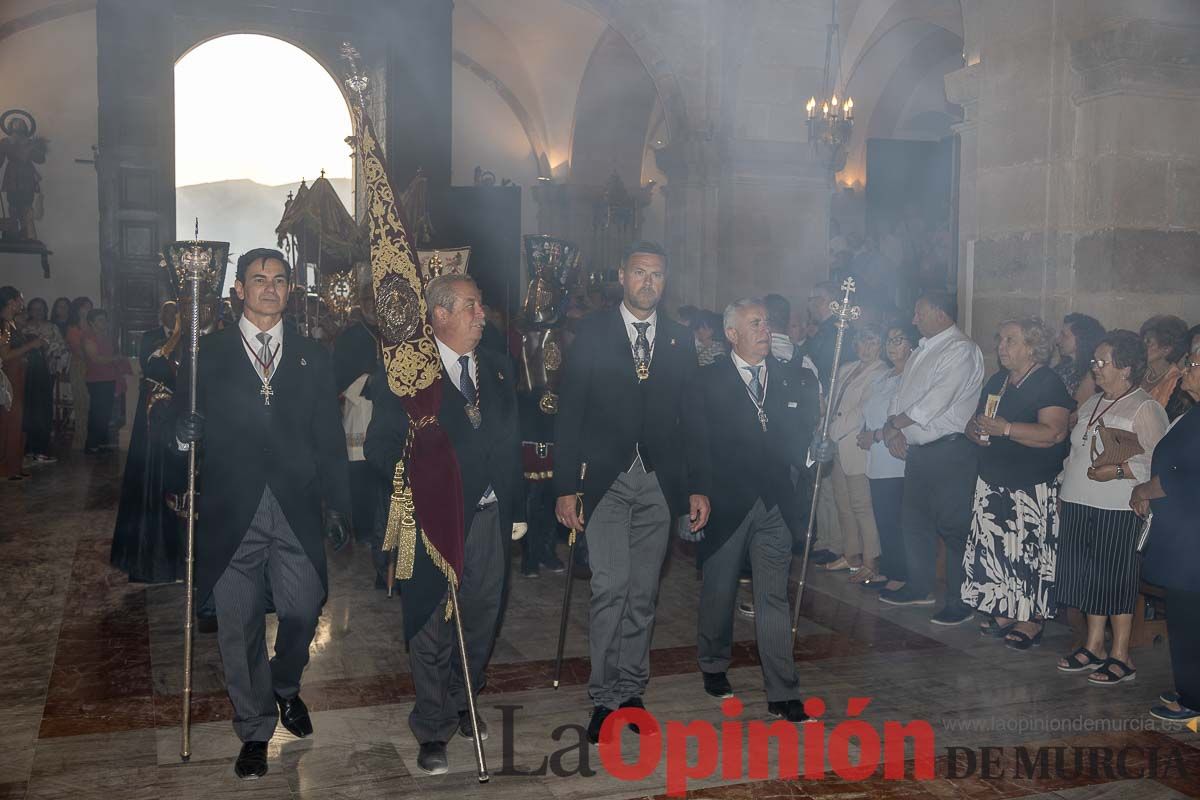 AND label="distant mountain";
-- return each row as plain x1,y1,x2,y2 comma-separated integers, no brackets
176,177,354,290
